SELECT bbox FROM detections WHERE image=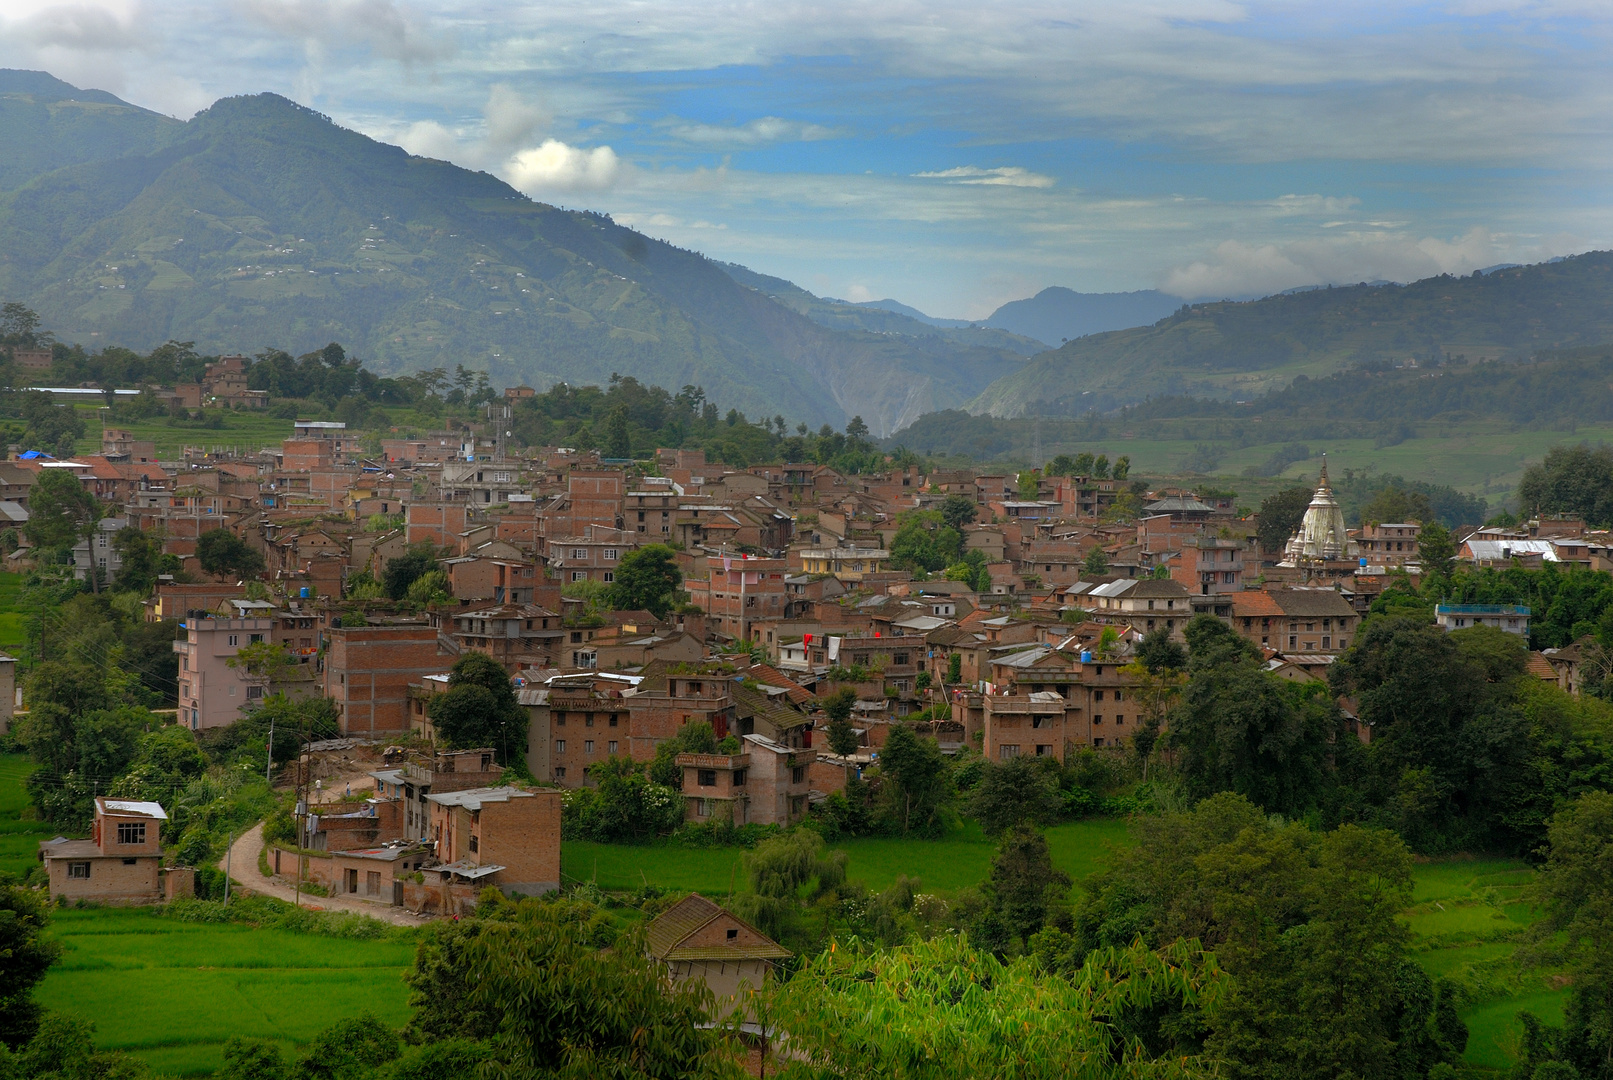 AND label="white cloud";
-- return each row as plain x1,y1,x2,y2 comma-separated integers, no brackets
661,116,840,145
914,166,1055,188
506,140,621,194
1272,194,1360,215
1157,227,1585,300
235,0,452,64
844,284,875,303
